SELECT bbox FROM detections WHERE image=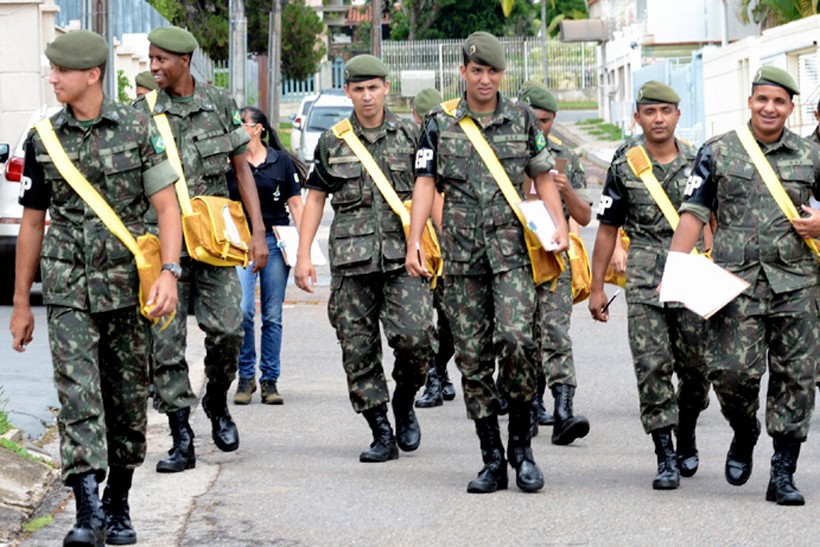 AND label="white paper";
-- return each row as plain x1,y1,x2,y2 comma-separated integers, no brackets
659,251,750,319
517,200,560,251
273,226,327,267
